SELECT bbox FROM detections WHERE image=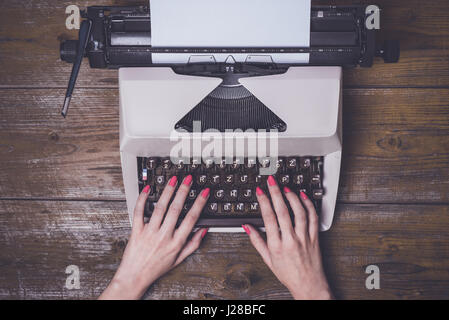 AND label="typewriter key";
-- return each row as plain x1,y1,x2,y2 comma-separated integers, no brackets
211,175,220,185
225,174,234,184
214,189,225,200
222,203,232,212
197,175,207,186
287,157,297,169
279,174,290,185
250,202,259,212
208,202,218,213
235,203,245,212
162,159,171,170
156,176,165,185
